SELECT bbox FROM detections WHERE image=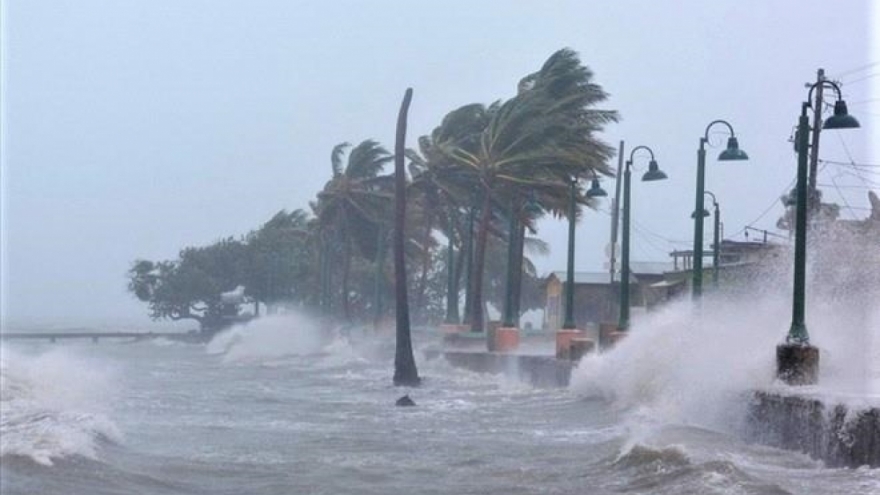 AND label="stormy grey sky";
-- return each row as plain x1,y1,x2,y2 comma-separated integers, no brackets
1,1,877,329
